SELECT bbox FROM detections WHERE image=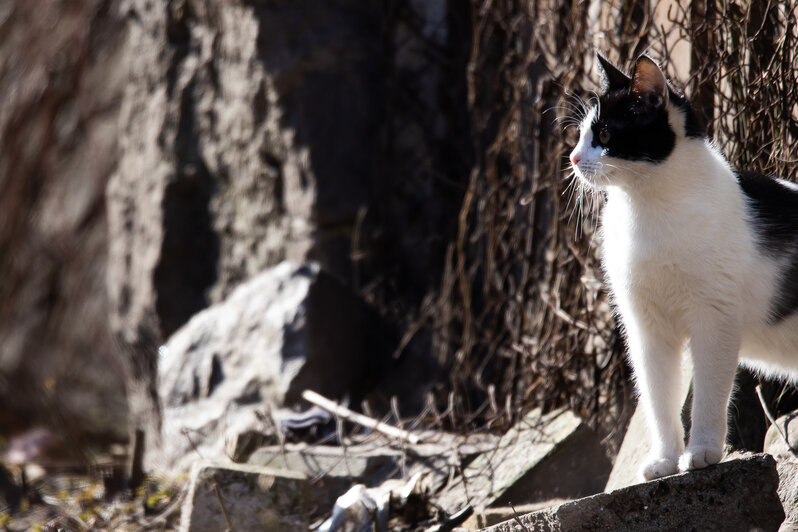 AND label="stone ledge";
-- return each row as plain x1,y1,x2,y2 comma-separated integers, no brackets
481,454,784,532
